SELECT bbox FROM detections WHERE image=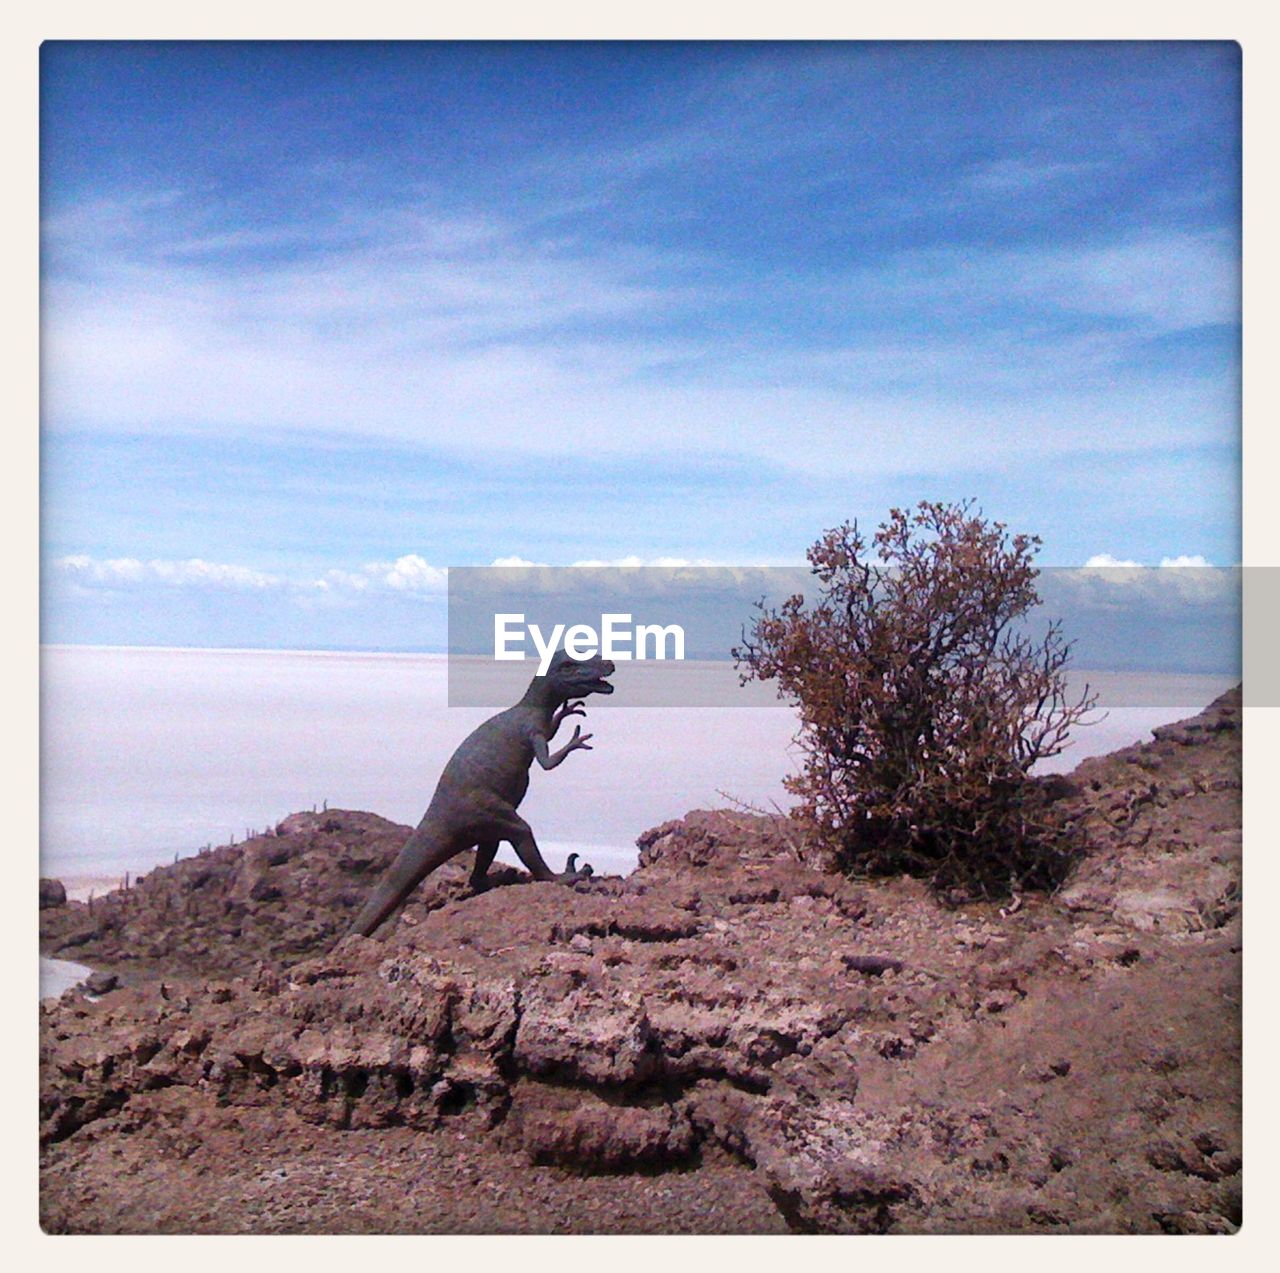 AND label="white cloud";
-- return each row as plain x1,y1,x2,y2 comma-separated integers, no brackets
1055,559,1235,614
369,555,447,593
1032,232,1238,330
52,550,743,595
824,229,1238,334
1083,553,1143,568
53,555,281,590
964,157,1100,195
51,552,450,597
1081,552,1215,569
39,188,1238,481
312,568,371,592
568,555,721,567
